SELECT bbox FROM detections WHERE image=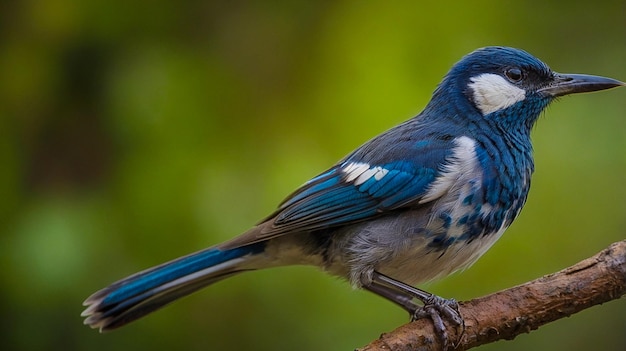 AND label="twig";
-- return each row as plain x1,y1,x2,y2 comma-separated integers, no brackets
357,240,626,351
